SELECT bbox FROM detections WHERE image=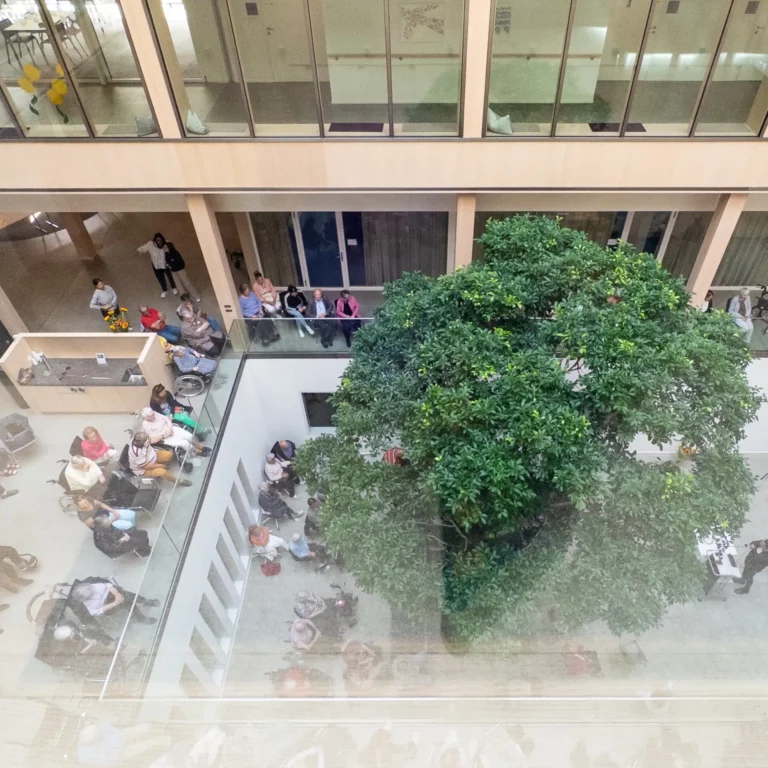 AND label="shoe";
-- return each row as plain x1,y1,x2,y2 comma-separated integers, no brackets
0,604,9,611
733,577,745,585
307,327,315,336
0,490,18,499
127,327,133,331
199,447,212,457
172,288,178,296
194,296,202,303
735,588,749,594
179,478,193,487
298,328,305,338
160,291,167,299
